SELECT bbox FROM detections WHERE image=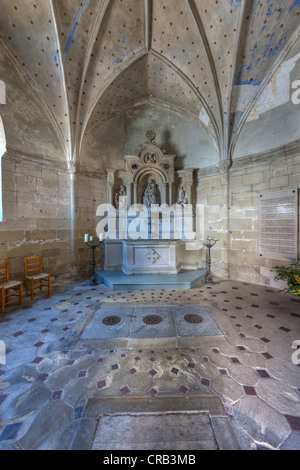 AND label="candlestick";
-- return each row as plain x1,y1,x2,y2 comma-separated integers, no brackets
203,237,218,284
85,238,104,286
